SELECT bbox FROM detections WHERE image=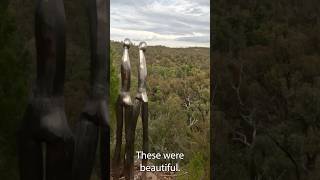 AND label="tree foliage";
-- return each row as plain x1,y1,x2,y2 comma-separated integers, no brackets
0,1,31,179
213,0,320,179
